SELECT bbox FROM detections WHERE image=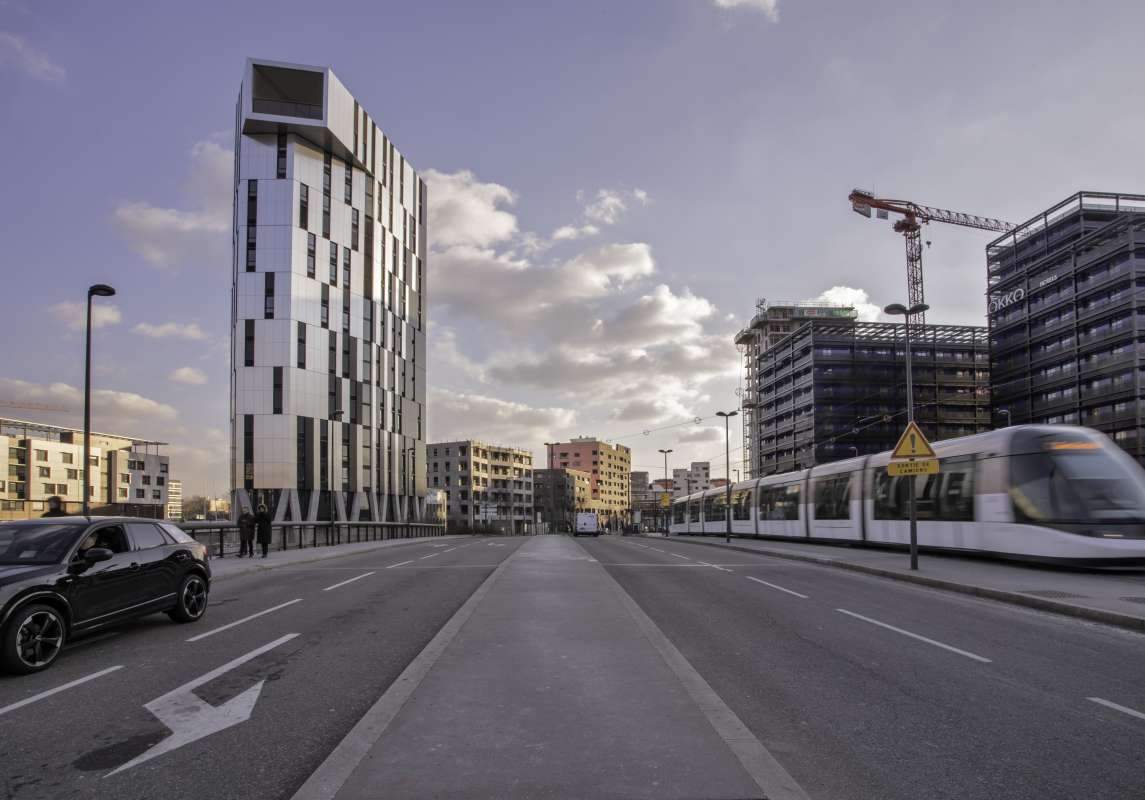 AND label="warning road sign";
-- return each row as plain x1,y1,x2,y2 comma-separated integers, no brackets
890,421,936,460
887,459,939,476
